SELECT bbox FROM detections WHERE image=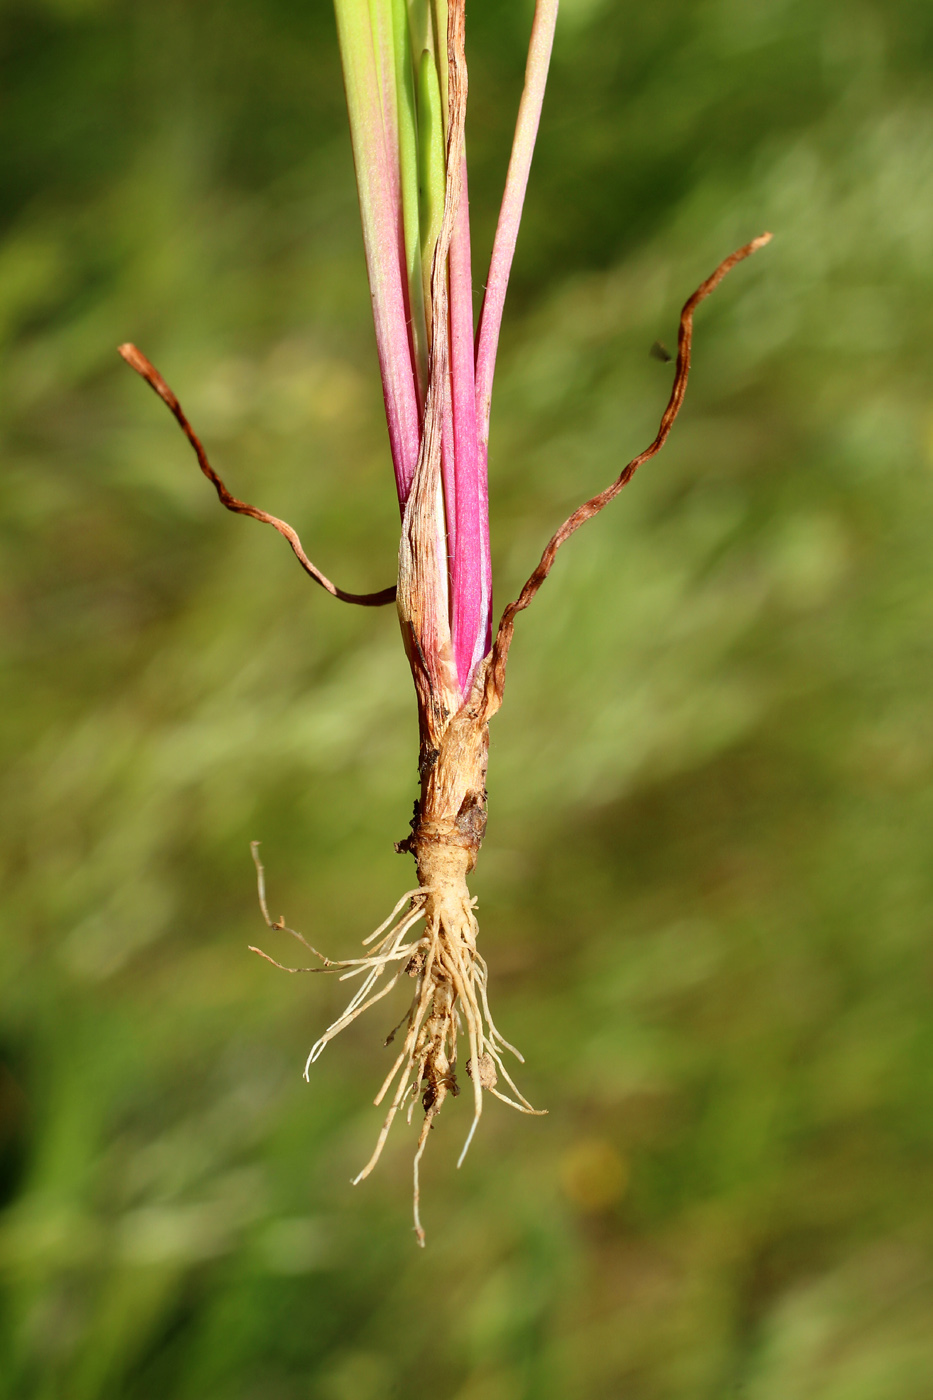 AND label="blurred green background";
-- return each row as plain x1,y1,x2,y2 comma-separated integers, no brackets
3,0,933,1395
